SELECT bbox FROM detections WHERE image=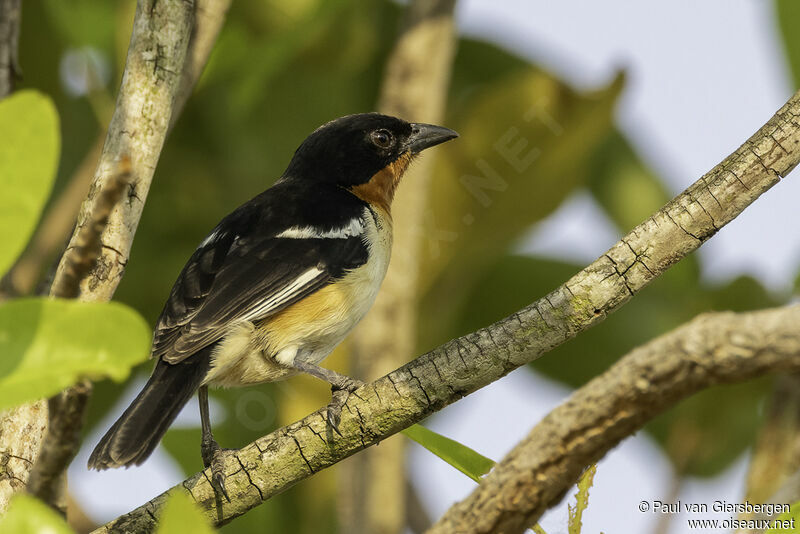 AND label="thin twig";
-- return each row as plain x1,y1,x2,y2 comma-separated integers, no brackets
428,306,800,534
48,157,132,299
93,88,800,533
